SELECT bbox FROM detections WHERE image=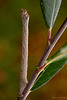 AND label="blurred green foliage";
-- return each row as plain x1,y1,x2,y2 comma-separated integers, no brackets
0,0,67,100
